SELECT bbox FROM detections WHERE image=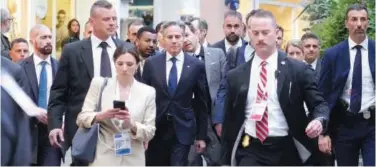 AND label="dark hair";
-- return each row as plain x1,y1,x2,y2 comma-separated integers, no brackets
57,10,66,15
191,17,208,31
67,19,80,38
285,39,303,53
224,10,243,21
128,19,144,29
137,27,156,39
184,22,196,34
301,32,321,45
277,25,284,37
161,21,185,36
90,0,113,17
345,3,368,20
10,38,28,49
246,9,277,27
113,44,140,64
245,9,257,25
155,21,166,33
